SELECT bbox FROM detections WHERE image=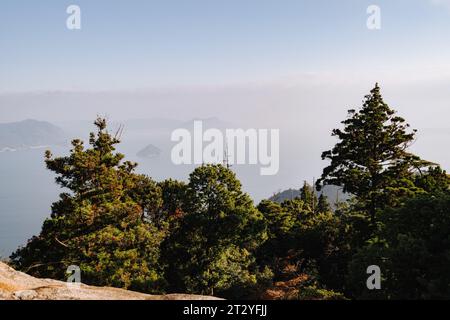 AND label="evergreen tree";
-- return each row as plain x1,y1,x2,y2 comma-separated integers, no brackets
317,194,331,213
300,181,318,212
348,193,450,299
10,118,167,292
256,199,297,270
257,196,351,297
414,166,450,196
156,178,188,228
163,164,269,298
317,84,430,222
